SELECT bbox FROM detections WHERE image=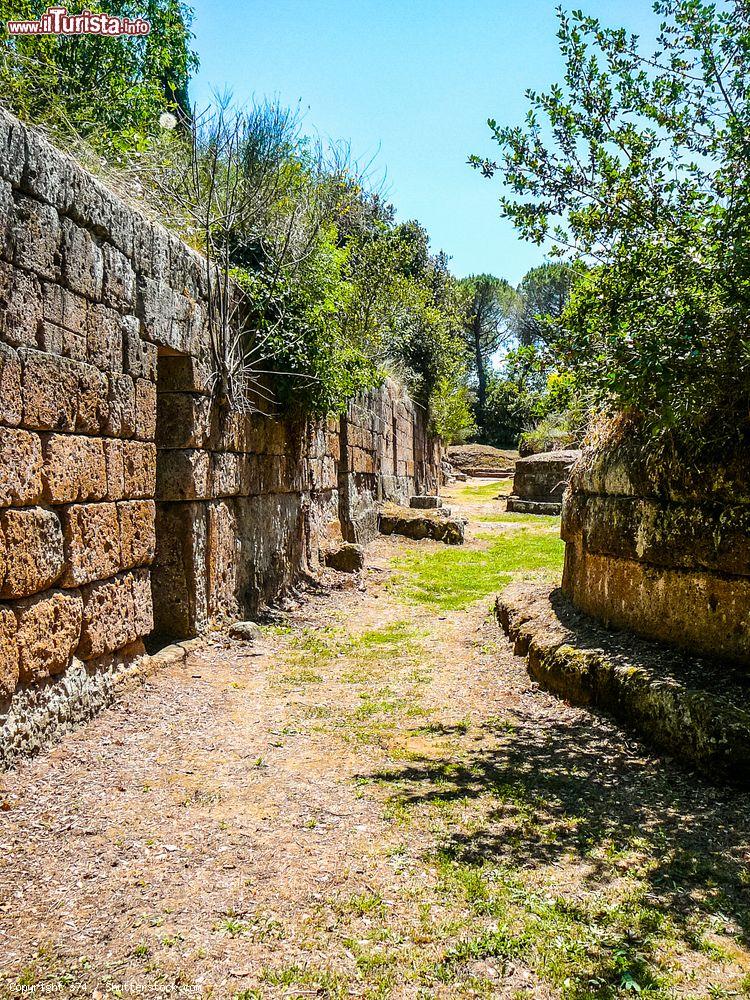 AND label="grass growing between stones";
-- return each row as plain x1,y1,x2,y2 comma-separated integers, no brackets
390,524,564,611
